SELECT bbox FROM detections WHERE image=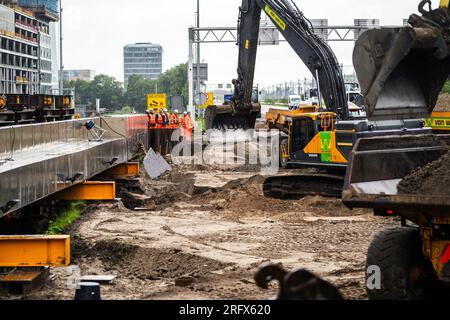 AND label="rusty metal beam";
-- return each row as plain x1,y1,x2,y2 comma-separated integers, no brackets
107,162,140,178
53,181,116,201
0,236,70,267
